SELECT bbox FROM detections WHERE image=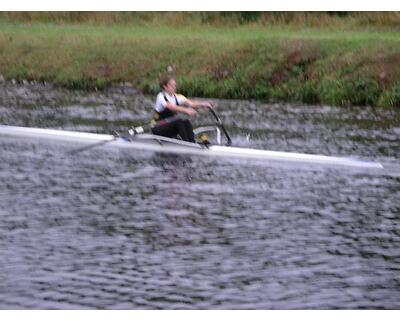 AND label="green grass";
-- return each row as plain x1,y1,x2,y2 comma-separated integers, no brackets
0,19,400,107
2,12,400,29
